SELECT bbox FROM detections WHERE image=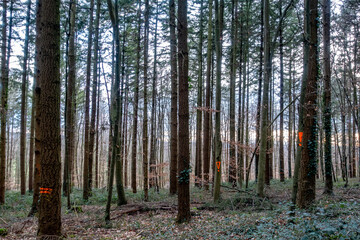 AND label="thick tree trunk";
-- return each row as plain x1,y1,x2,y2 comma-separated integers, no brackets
177,0,191,223
296,0,319,208
36,0,62,236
